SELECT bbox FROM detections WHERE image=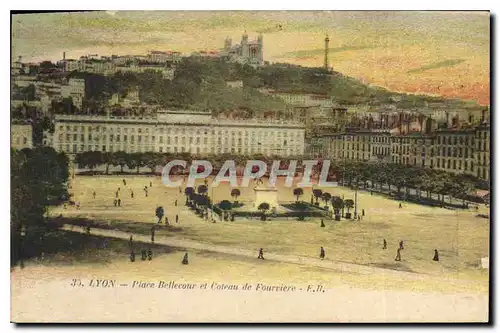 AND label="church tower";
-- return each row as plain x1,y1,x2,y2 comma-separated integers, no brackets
324,34,330,70
241,31,249,58
224,37,232,51
257,33,264,65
